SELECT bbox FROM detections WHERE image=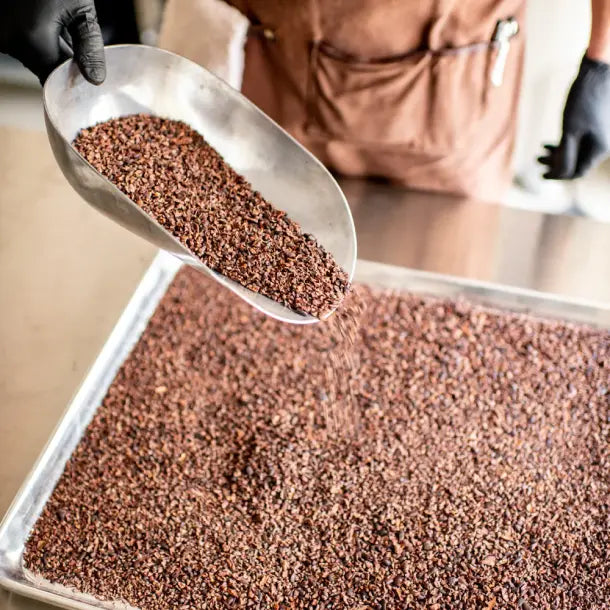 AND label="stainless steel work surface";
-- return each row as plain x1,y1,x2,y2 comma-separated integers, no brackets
1,126,610,609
